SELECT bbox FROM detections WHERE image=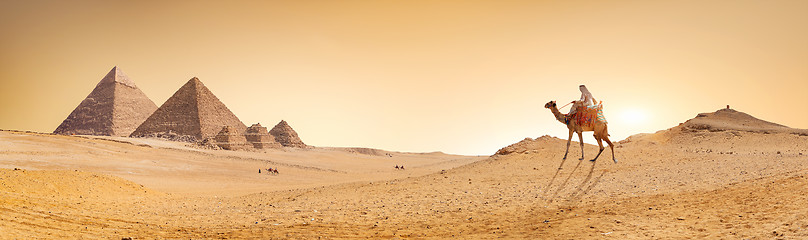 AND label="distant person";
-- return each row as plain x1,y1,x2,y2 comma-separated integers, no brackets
259,169,261,173
569,85,597,116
